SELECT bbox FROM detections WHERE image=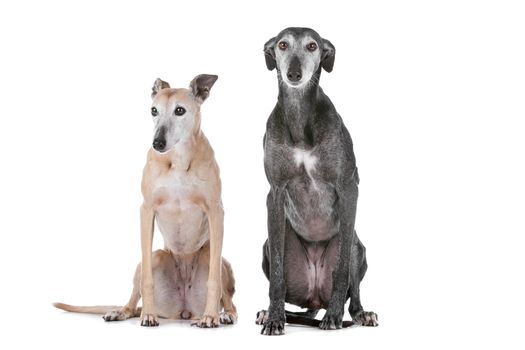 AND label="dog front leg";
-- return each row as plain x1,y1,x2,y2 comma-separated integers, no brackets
319,178,358,330
261,187,286,335
195,202,224,328
139,204,158,327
